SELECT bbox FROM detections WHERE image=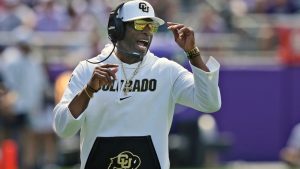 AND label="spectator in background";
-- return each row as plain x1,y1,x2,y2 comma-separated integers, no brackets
148,0,180,26
64,0,99,32
0,69,24,145
2,29,56,169
267,0,299,14
34,0,68,31
54,69,80,168
54,70,73,104
21,0,38,8
178,0,200,12
13,0,37,30
198,5,226,34
0,73,4,96
0,71,9,142
280,123,300,167
0,0,37,52
0,0,22,31
249,0,270,13
84,0,111,30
